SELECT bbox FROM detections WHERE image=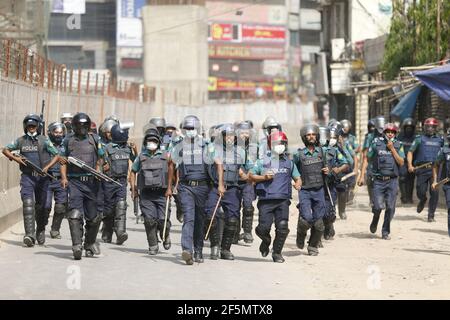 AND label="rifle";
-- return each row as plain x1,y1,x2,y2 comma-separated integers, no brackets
40,100,45,136
20,155,57,181
434,177,450,189
66,156,123,187
414,162,433,170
